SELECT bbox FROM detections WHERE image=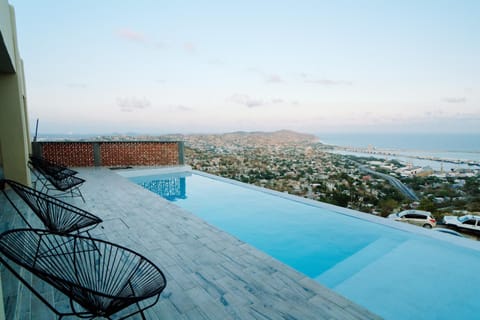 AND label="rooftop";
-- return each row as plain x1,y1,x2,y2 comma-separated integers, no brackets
0,167,380,319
